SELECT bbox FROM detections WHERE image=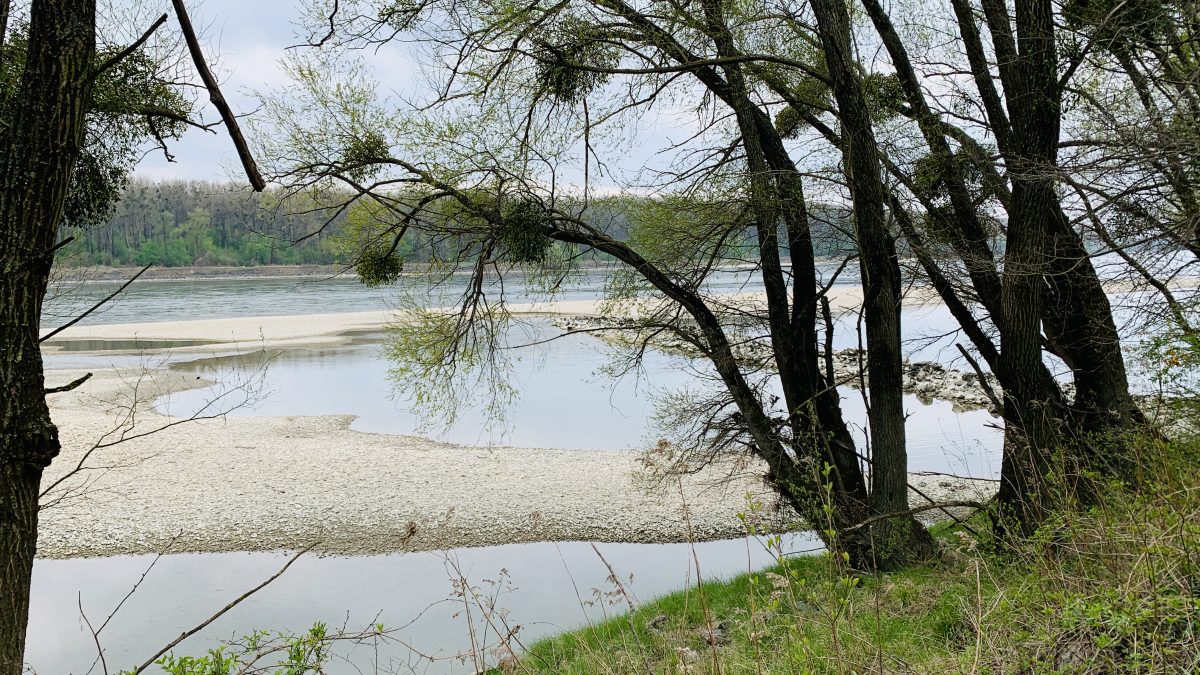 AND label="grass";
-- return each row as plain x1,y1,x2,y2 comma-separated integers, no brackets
144,438,1200,674
505,528,995,673
494,441,1200,674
